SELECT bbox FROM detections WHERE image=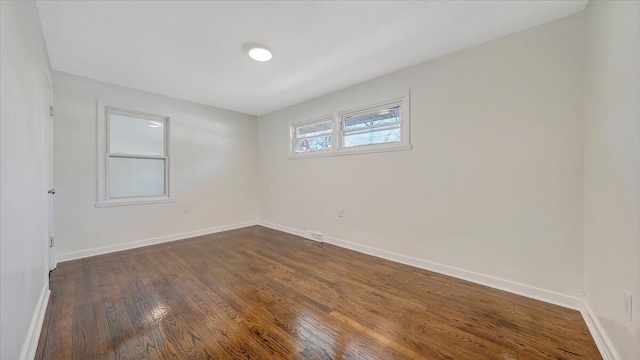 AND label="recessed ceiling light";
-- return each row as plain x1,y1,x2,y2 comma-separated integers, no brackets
248,46,272,62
